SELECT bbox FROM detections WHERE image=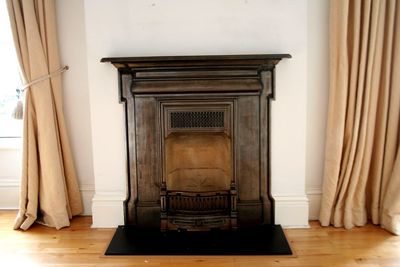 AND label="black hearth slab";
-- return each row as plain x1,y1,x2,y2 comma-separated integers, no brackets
105,225,292,255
